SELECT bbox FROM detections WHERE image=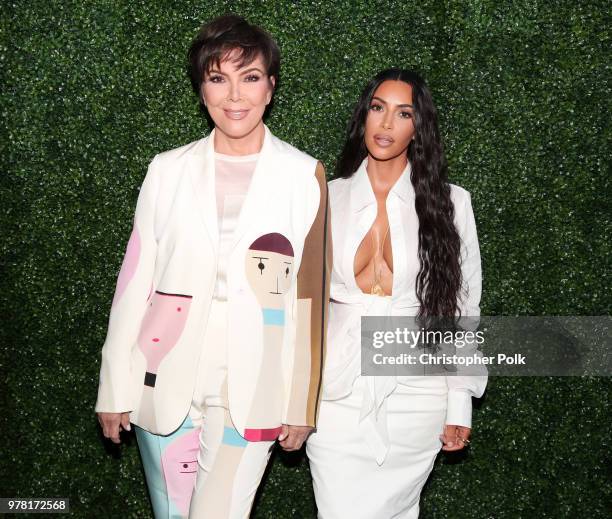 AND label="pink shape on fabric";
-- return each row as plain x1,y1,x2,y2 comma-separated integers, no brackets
137,292,193,374
243,426,283,441
161,427,200,517
112,226,141,307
